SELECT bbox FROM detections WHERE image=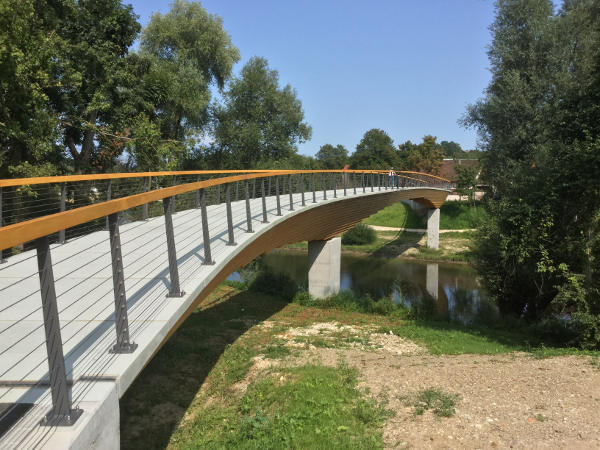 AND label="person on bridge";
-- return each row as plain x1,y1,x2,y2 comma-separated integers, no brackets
388,167,396,188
